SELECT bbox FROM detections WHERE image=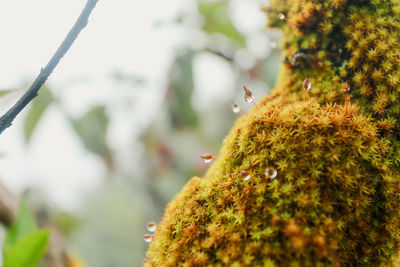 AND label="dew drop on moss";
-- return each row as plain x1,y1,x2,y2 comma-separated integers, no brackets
265,167,277,179
240,170,251,181
279,13,286,20
144,234,153,243
244,86,254,103
201,154,214,163
303,77,312,90
146,222,157,232
232,102,241,113
344,82,350,92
